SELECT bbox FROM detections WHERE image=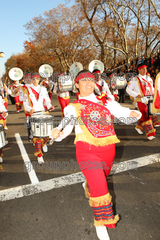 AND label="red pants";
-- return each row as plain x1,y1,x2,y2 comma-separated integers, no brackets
58,96,70,116
14,96,22,112
137,102,157,137
76,141,119,227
